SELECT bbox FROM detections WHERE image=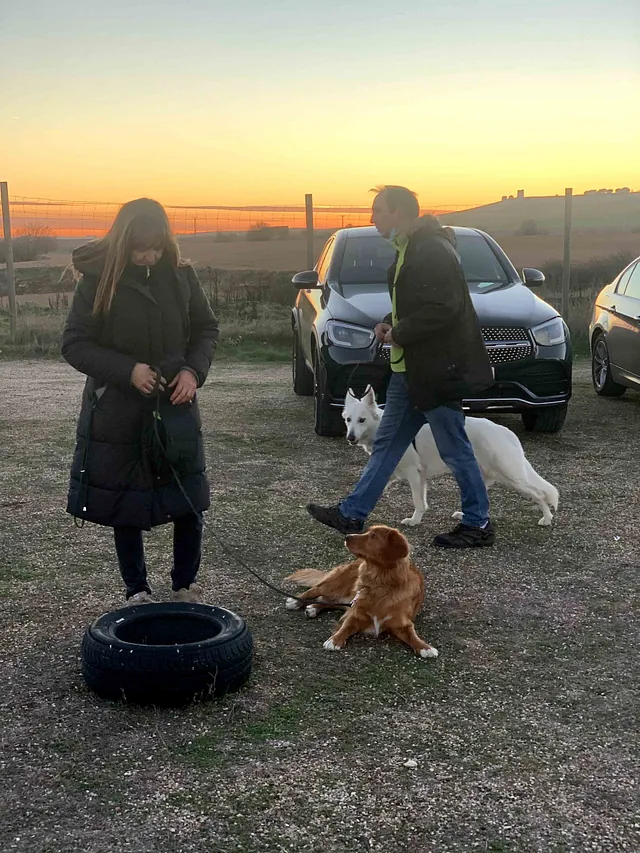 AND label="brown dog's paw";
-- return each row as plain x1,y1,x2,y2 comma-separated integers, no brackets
323,637,344,651
419,646,439,659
